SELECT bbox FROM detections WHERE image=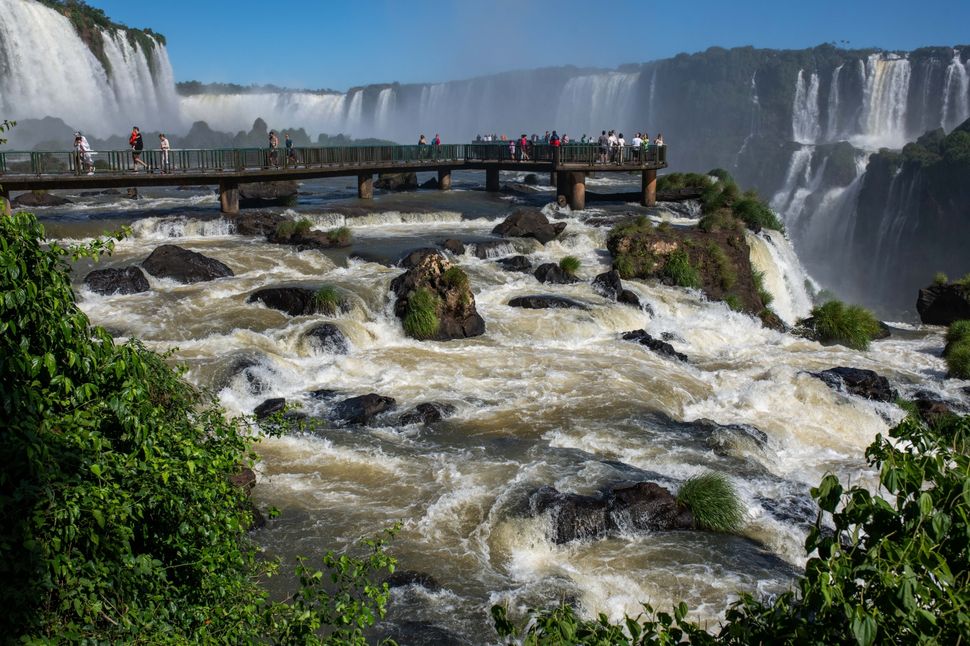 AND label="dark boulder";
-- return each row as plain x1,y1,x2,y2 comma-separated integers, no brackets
814,367,897,402
592,270,623,299
268,225,350,251
399,248,441,269
621,329,687,362
916,283,970,325
508,295,588,310
534,263,579,284
492,208,566,244
397,402,455,426
332,393,396,425
440,238,465,255
84,266,150,295
528,486,612,544
607,482,694,533
12,191,71,207
381,621,463,646
420,177,439,189
303,323,349,354
239,181,298,208
618,289,642,308
390,251,486,340
375,172,418,191
913,397,954,425
248,287,320,316
384,570,441,591
474,240,514,259
523,173,539,186
253,398,286,419
230,211,286,236
79,188,122,197
497,255,533,273
215,353,277,395
142,244,233,283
